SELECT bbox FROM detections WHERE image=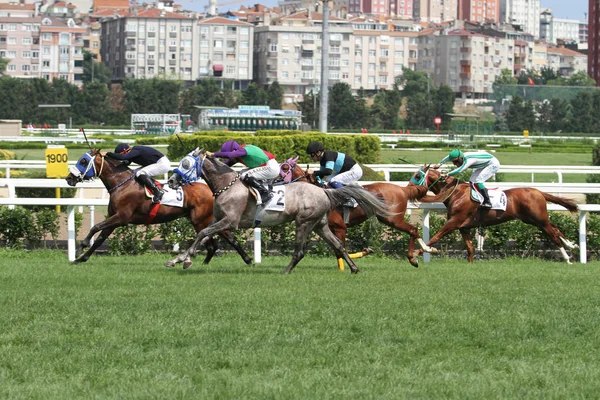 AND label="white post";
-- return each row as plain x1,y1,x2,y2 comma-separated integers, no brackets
5,167,9,179
423,209,431,263
67,205,76,262
78,188,84,213
557,171,563,184
8,183,15,210
89,205,95,246
253,227,261,263
579,211,587,264
383,170,390,181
